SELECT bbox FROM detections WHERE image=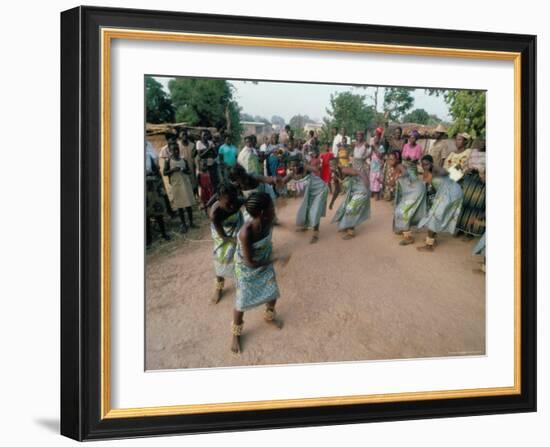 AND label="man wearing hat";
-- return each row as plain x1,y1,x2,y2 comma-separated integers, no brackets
425,124,449,167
